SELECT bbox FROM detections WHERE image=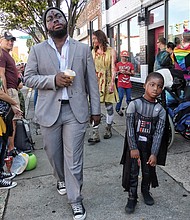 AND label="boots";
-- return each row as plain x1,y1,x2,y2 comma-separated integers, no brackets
125,187,138,214
125,158,139,214
88,128,100,144
141,155,154,206
141,183,154,206
103,124,112,139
